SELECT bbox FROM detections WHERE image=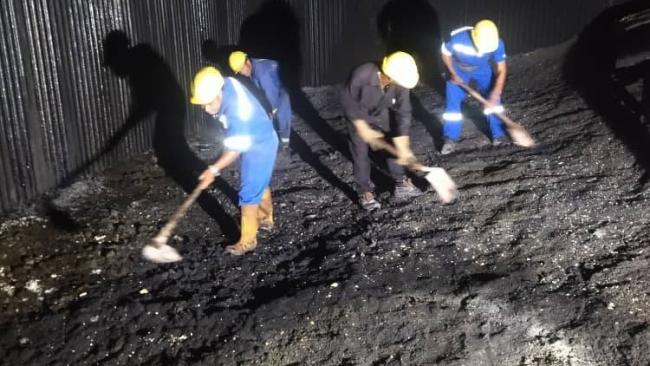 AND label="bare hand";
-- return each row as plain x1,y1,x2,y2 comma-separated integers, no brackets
392,136,416,166
354,120,385,144
487,92,501,108
396,155,417,167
